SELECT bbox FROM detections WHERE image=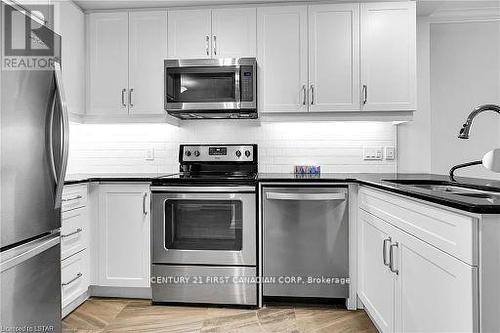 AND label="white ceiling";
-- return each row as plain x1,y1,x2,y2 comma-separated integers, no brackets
72,0,500,16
